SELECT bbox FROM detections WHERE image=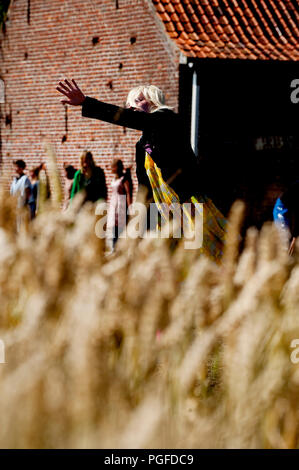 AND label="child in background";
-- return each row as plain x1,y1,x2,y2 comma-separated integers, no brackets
28,165,42,219
10,160,31,210
62,163,77,211
106,158,133,250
